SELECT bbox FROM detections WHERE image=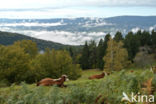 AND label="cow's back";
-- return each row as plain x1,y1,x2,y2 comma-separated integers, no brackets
37,78,54,86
